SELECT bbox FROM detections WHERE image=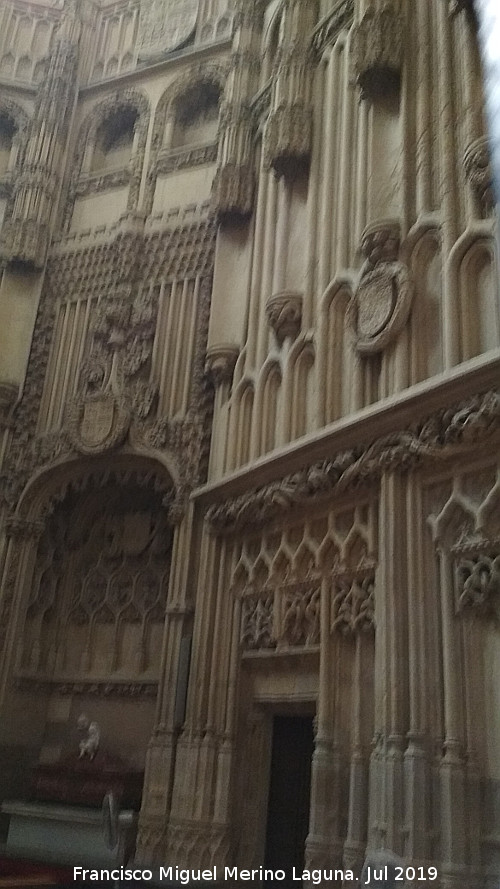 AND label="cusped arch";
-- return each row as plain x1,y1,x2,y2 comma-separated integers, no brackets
15,450,179,525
